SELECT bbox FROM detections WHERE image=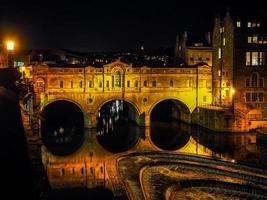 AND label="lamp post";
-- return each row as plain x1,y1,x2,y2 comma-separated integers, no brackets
6,40,15,67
